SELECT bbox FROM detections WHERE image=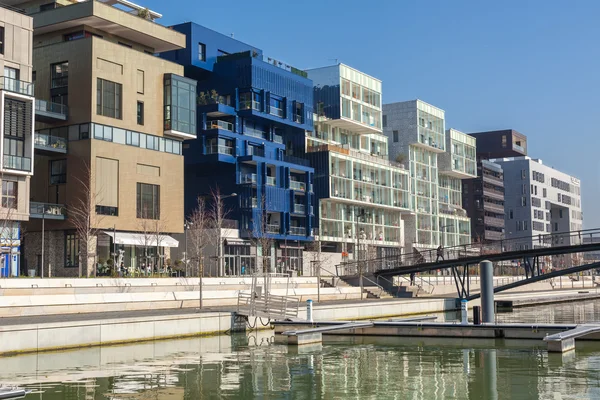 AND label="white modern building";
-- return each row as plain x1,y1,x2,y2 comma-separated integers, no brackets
305,64,412,262
491,156,583,251
383,100,473,251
